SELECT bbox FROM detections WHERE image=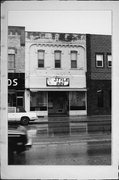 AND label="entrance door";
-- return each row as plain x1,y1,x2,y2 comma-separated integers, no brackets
48,91,69,116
